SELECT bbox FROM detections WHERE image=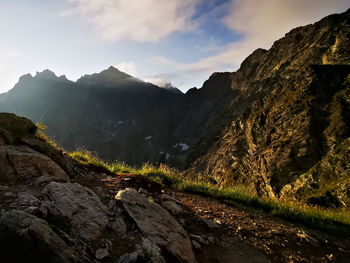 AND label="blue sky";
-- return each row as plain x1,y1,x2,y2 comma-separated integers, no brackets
0,0,349,93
